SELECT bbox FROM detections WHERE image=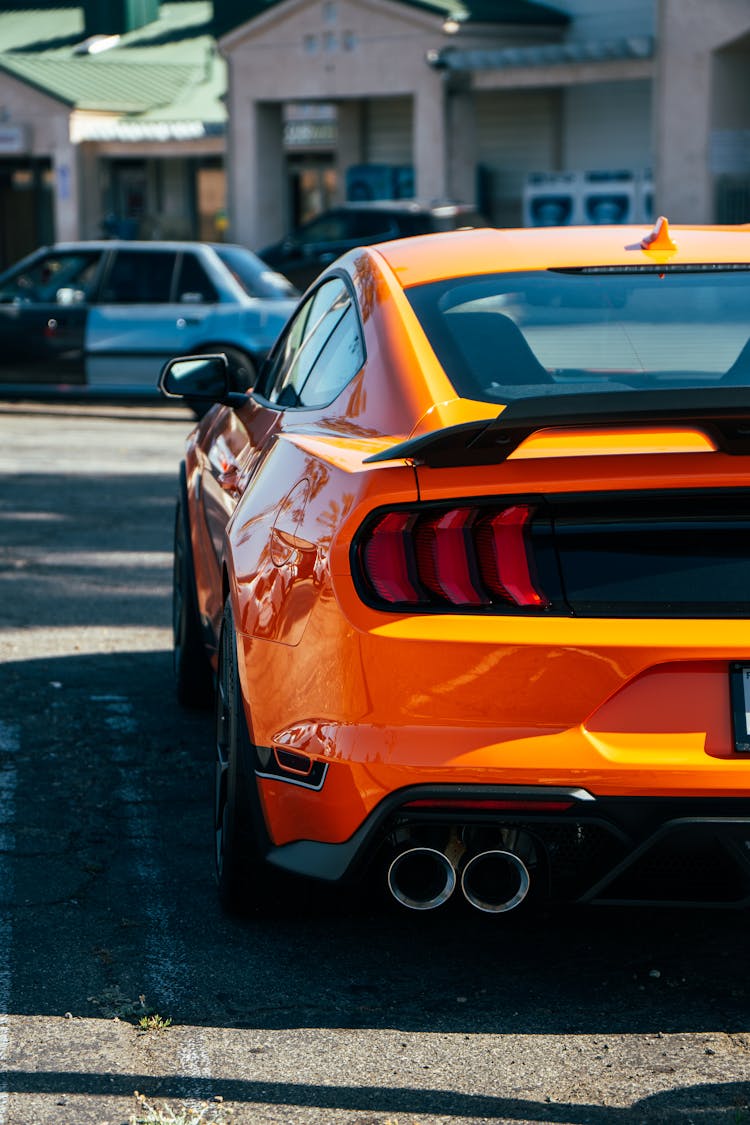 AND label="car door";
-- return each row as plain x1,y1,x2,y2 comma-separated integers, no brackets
0,248,102,381
85,248,219,386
